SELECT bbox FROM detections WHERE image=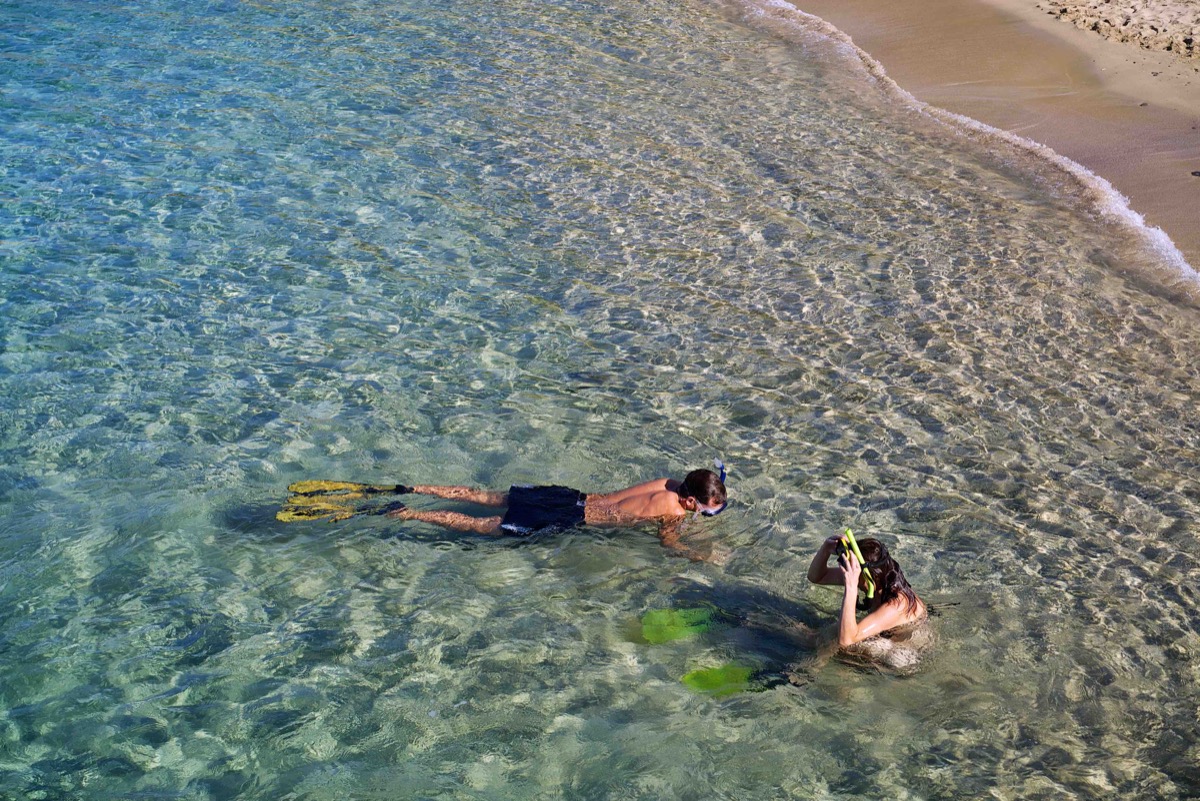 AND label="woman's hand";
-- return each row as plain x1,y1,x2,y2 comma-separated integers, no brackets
841,547,862,589
809,535,847,585
837,548,866,647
